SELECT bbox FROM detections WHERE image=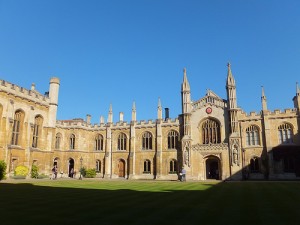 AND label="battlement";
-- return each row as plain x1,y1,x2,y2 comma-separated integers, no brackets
268,108,297,116
0,79,50,105
55,117,180,130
